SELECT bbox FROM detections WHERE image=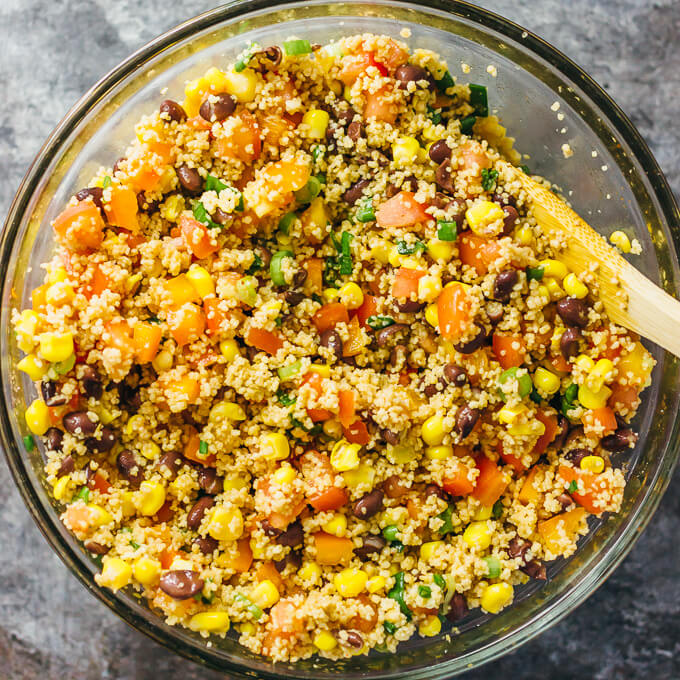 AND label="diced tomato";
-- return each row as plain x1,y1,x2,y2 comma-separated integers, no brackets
183,430,216,466
159,548,178,570
313,303,349,334
245,327,284,355
87,471,111,495
459,231,503,276
303,258,324,296
308,486,349,512
258,112,296,148
392,268,426,299
338,390,356,428
492,333,526,369
306,408,332,422
83,264,113,300
438,282,471,340
178,215,220,259
471,457,508,507
270,599,305,637
216,111,261,163
343,419,370,445
104,320,135,364
498,441,527,474
364,86,398,124
376,191,430,228
339,51,386,85
558,465,613,515
355,294,378,328
459,140,492,175
369,39,409,74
